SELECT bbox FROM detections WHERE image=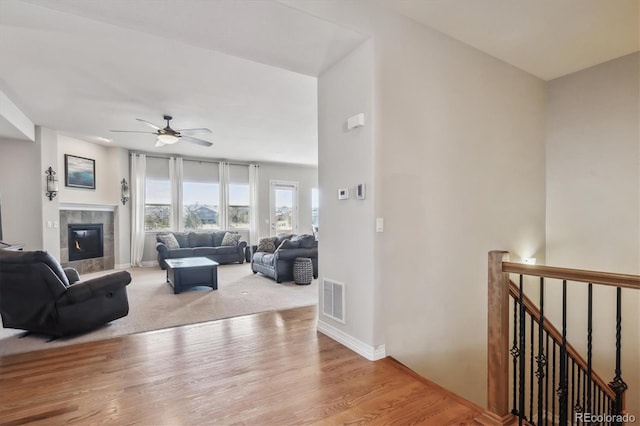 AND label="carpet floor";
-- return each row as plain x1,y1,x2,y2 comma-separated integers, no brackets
0,263,318,356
